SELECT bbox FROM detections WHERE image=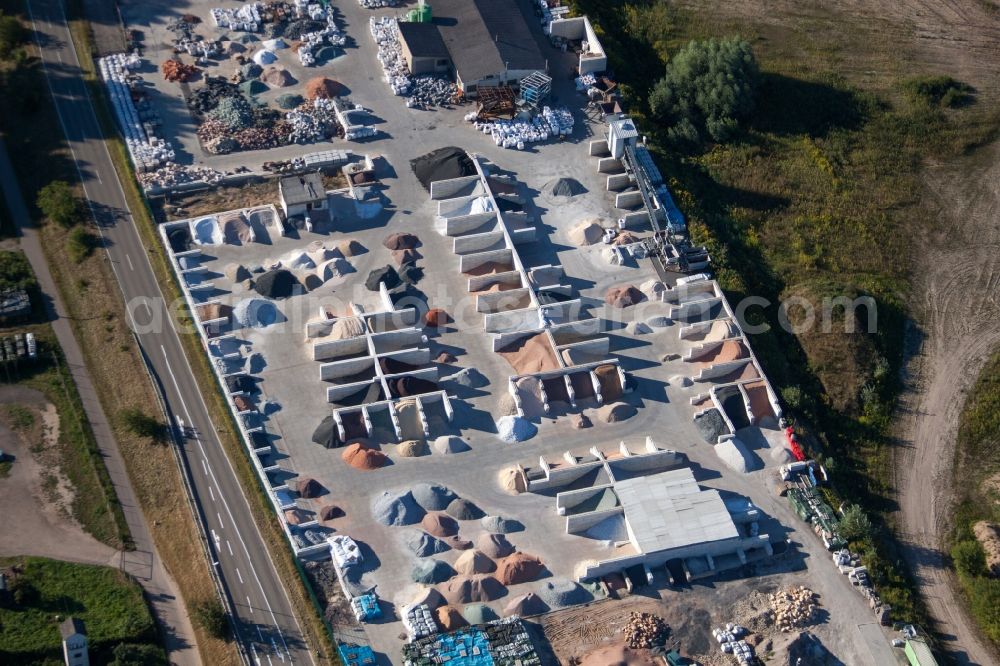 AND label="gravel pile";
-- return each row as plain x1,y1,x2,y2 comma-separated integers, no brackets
411,483,457,511
480,515,524,534
495,552,544,585
433,435,470,455
504,592,549,617
439,576,505,604
538,579,593,608
253,269,299,299
411,559,455,584
694,408,726,443
406,530,450,557
715,438,752,473
444,368,488,388
276,93,304,109
446,498,484,521
476,533,515,559
233,298,278,328
372,490,425,526
397,439,430,457
410,147,474,190
462,604,499,625
597,402,637,423
495,415,537,442
454,549,495,575
421,513,459,537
